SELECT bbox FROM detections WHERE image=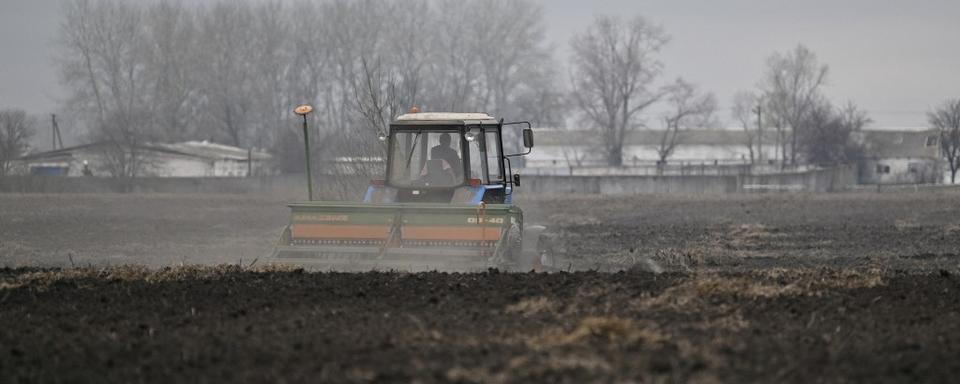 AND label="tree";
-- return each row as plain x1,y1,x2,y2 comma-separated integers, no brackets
141,1,201,142
798,101,868,167
57,0,154,180
654,79,716,166
54,0,562,179
512,61,568,128
930,99,960,183
761,45,828,166
0,110,36,177
570,15,669,166
352,1,426,144
731,91,760,164
195,2,257,147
